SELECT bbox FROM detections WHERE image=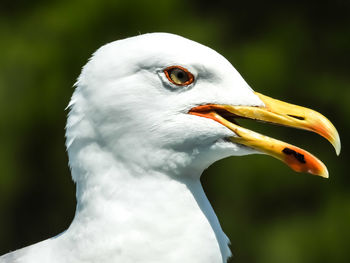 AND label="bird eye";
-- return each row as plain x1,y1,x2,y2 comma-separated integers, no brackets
164,66,194,86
